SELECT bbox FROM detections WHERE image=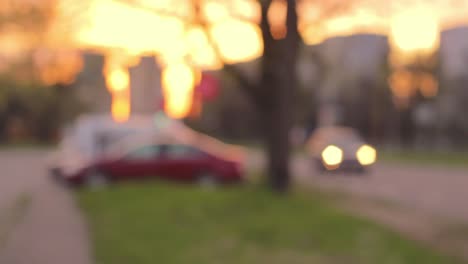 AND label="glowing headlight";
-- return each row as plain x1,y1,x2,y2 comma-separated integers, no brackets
356,145,377,166
321,145,343,166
